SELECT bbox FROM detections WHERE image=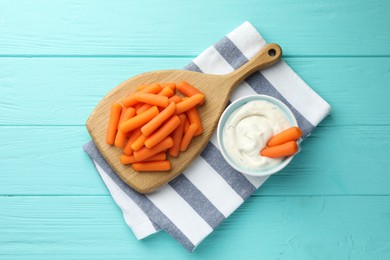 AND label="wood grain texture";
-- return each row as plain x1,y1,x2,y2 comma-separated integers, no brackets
1,196,389,259
87,44,281,193
0,57,388,126
0,0,389,56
